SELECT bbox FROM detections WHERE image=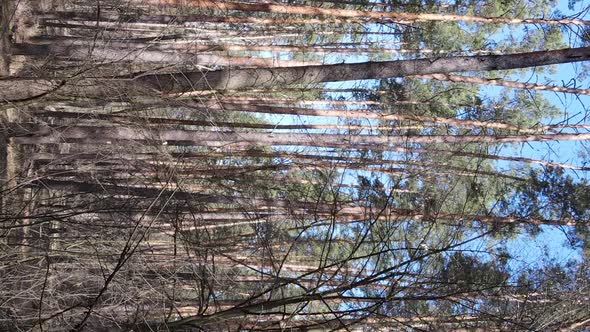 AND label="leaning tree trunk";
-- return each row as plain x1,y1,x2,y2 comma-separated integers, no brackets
147,0,590,26
13,125,590,147
2,46,590,101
